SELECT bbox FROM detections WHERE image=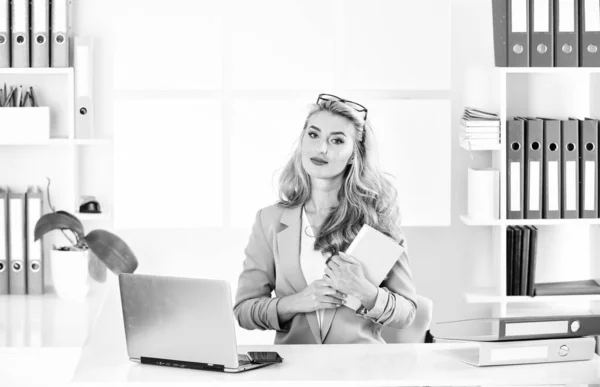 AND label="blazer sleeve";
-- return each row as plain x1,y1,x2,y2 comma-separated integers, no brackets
233,209,285,332
362,229,418,329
